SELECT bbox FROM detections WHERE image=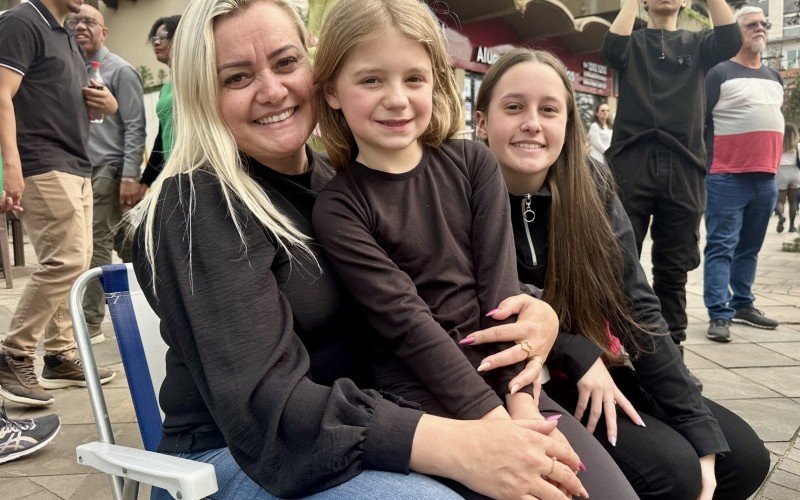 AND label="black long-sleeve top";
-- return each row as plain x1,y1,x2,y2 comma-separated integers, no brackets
313,140,528,420
600,23,742,169
131,148,424,497
509,166,730,458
